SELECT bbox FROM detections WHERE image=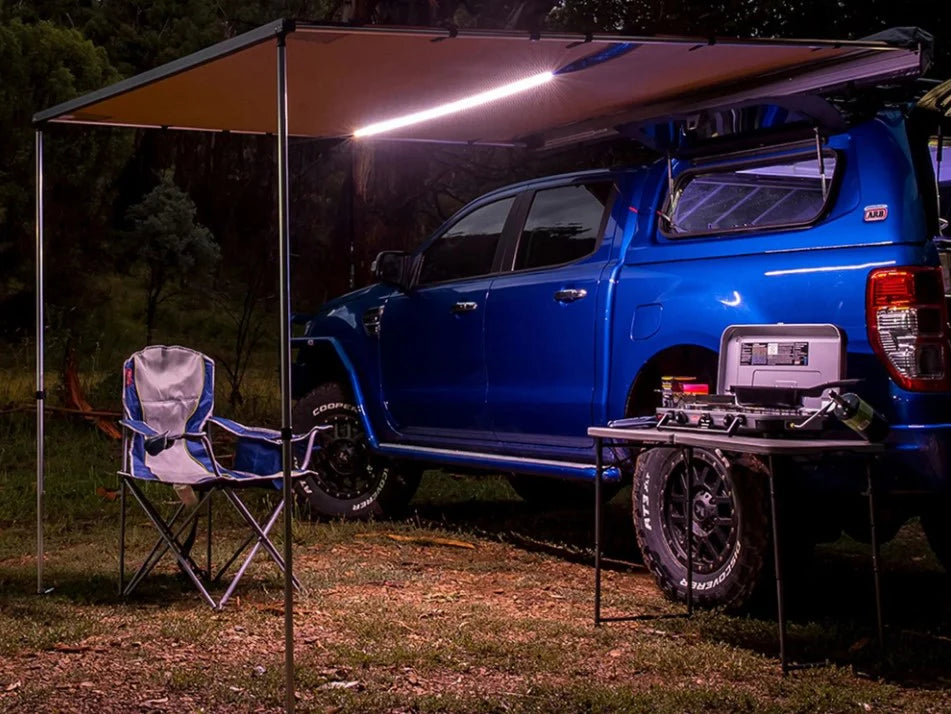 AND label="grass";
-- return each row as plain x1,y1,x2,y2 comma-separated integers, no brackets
0,496,950,711
1,362,951,711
